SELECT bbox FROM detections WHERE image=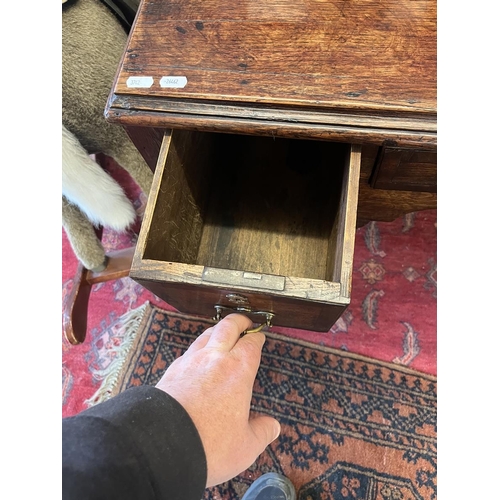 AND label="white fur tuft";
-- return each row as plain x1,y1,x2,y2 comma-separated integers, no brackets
62,124,136,231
